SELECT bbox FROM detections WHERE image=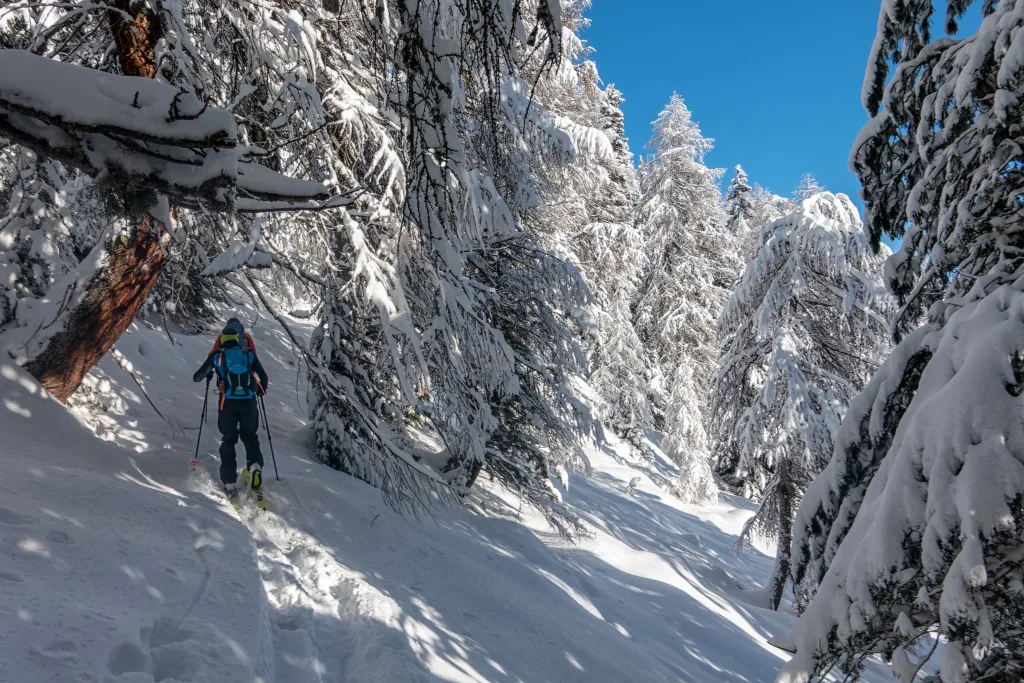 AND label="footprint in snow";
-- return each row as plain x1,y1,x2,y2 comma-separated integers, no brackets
106,641,150,676
146,616,192,648
47,530,75,545
33,639,79,663
0,569,24,583
0,505,36,526
107,617,197,680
